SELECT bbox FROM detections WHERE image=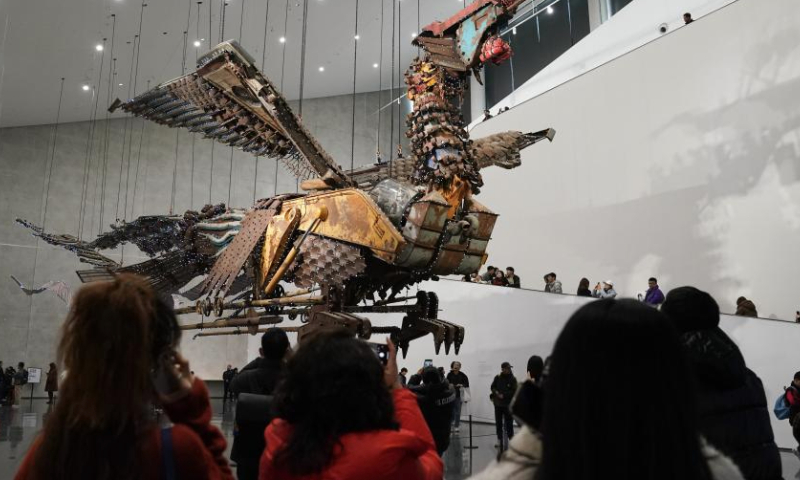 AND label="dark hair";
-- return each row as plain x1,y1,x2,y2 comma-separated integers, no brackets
648,277,657,283
31,274,180,480
271,329,397,475
261,328,290,360
736,296,747,305
18,362,25,368
548,272,556,279
423,366,443,385
527,355,544,379
537,299,711,480
794,371,800,381
661,286,720,333
507,267,515,273
579,278,590,289
487,266,496,271
400,367,408,373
